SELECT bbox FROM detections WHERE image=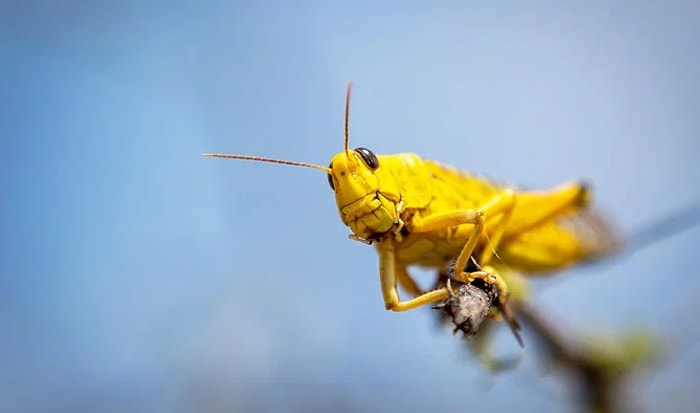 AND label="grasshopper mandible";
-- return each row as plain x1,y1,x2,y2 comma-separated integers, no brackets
203,82,618,316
